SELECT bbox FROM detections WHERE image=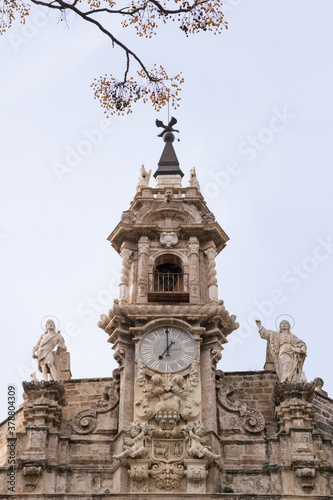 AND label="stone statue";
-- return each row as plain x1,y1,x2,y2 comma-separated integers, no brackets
256,319,307,382
136,165,151,191
187,422,220,460
113,421,150,460
32,320,67,381
188,167,200,190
